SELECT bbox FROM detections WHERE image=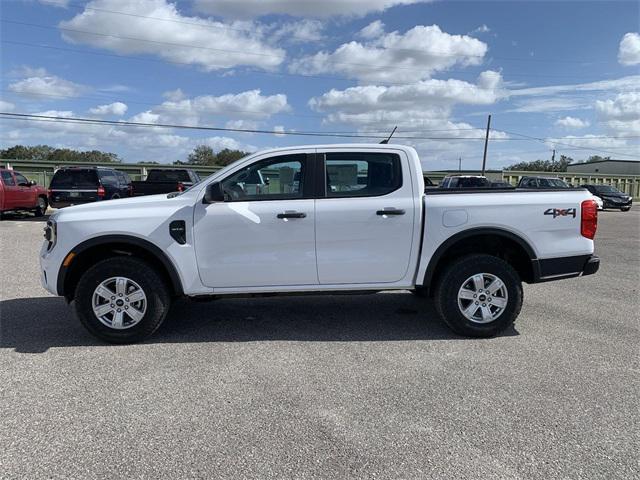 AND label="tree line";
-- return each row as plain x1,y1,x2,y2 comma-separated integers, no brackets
0,144,249,167
505,155,611,172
